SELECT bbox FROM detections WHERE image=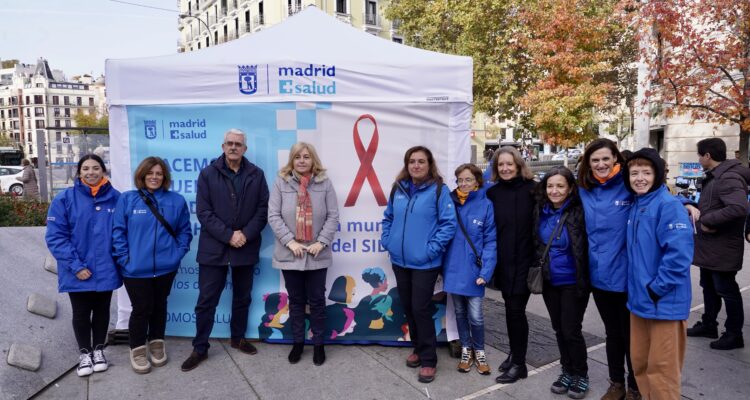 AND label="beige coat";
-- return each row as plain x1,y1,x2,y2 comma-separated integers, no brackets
268,172,339,270
17,165,40,200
